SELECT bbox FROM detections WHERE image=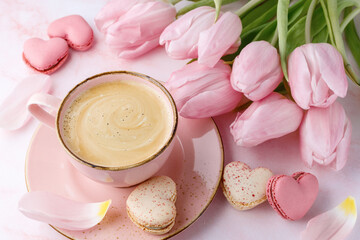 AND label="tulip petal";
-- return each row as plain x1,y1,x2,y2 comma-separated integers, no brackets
160,6,214,43
160,7,215,59
18,191,111,231
288,43,347,109
180,82,241,118
0,75,51,130
299,102,351,170
230,93,303,147
94,0,149,32
165,61,242,118
331,118,351,171
301,196,357,240
315,43,348,98
288,47,312,109
96,0,175,59
198,11,242,67
117,38,159,59
231,41,283,101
